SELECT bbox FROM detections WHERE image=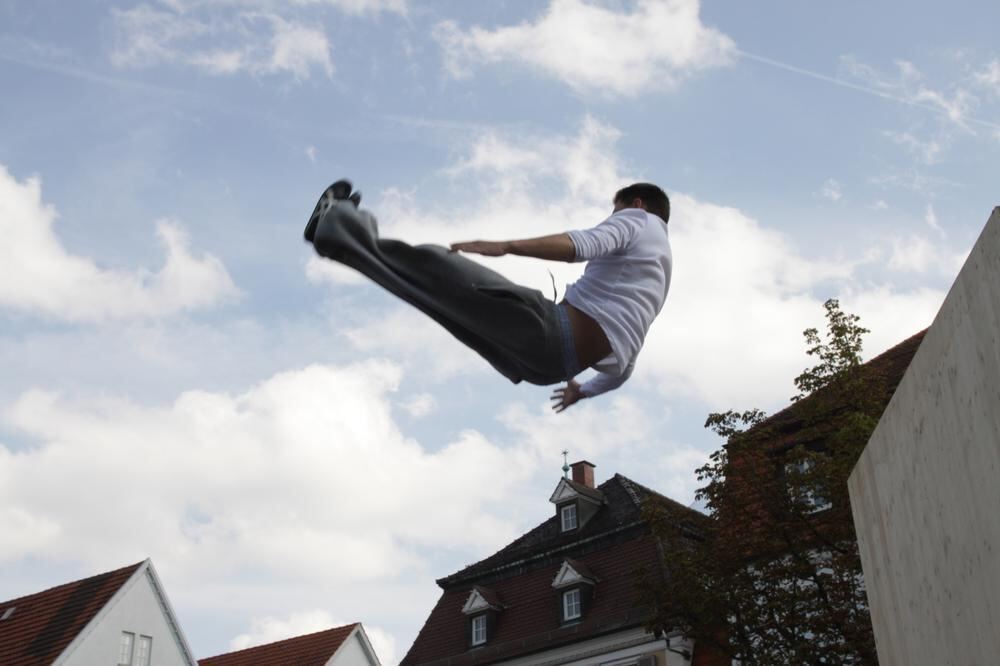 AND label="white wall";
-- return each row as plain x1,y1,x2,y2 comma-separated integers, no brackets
59,567,194,666
331,631,381,666
848,207,1000,665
